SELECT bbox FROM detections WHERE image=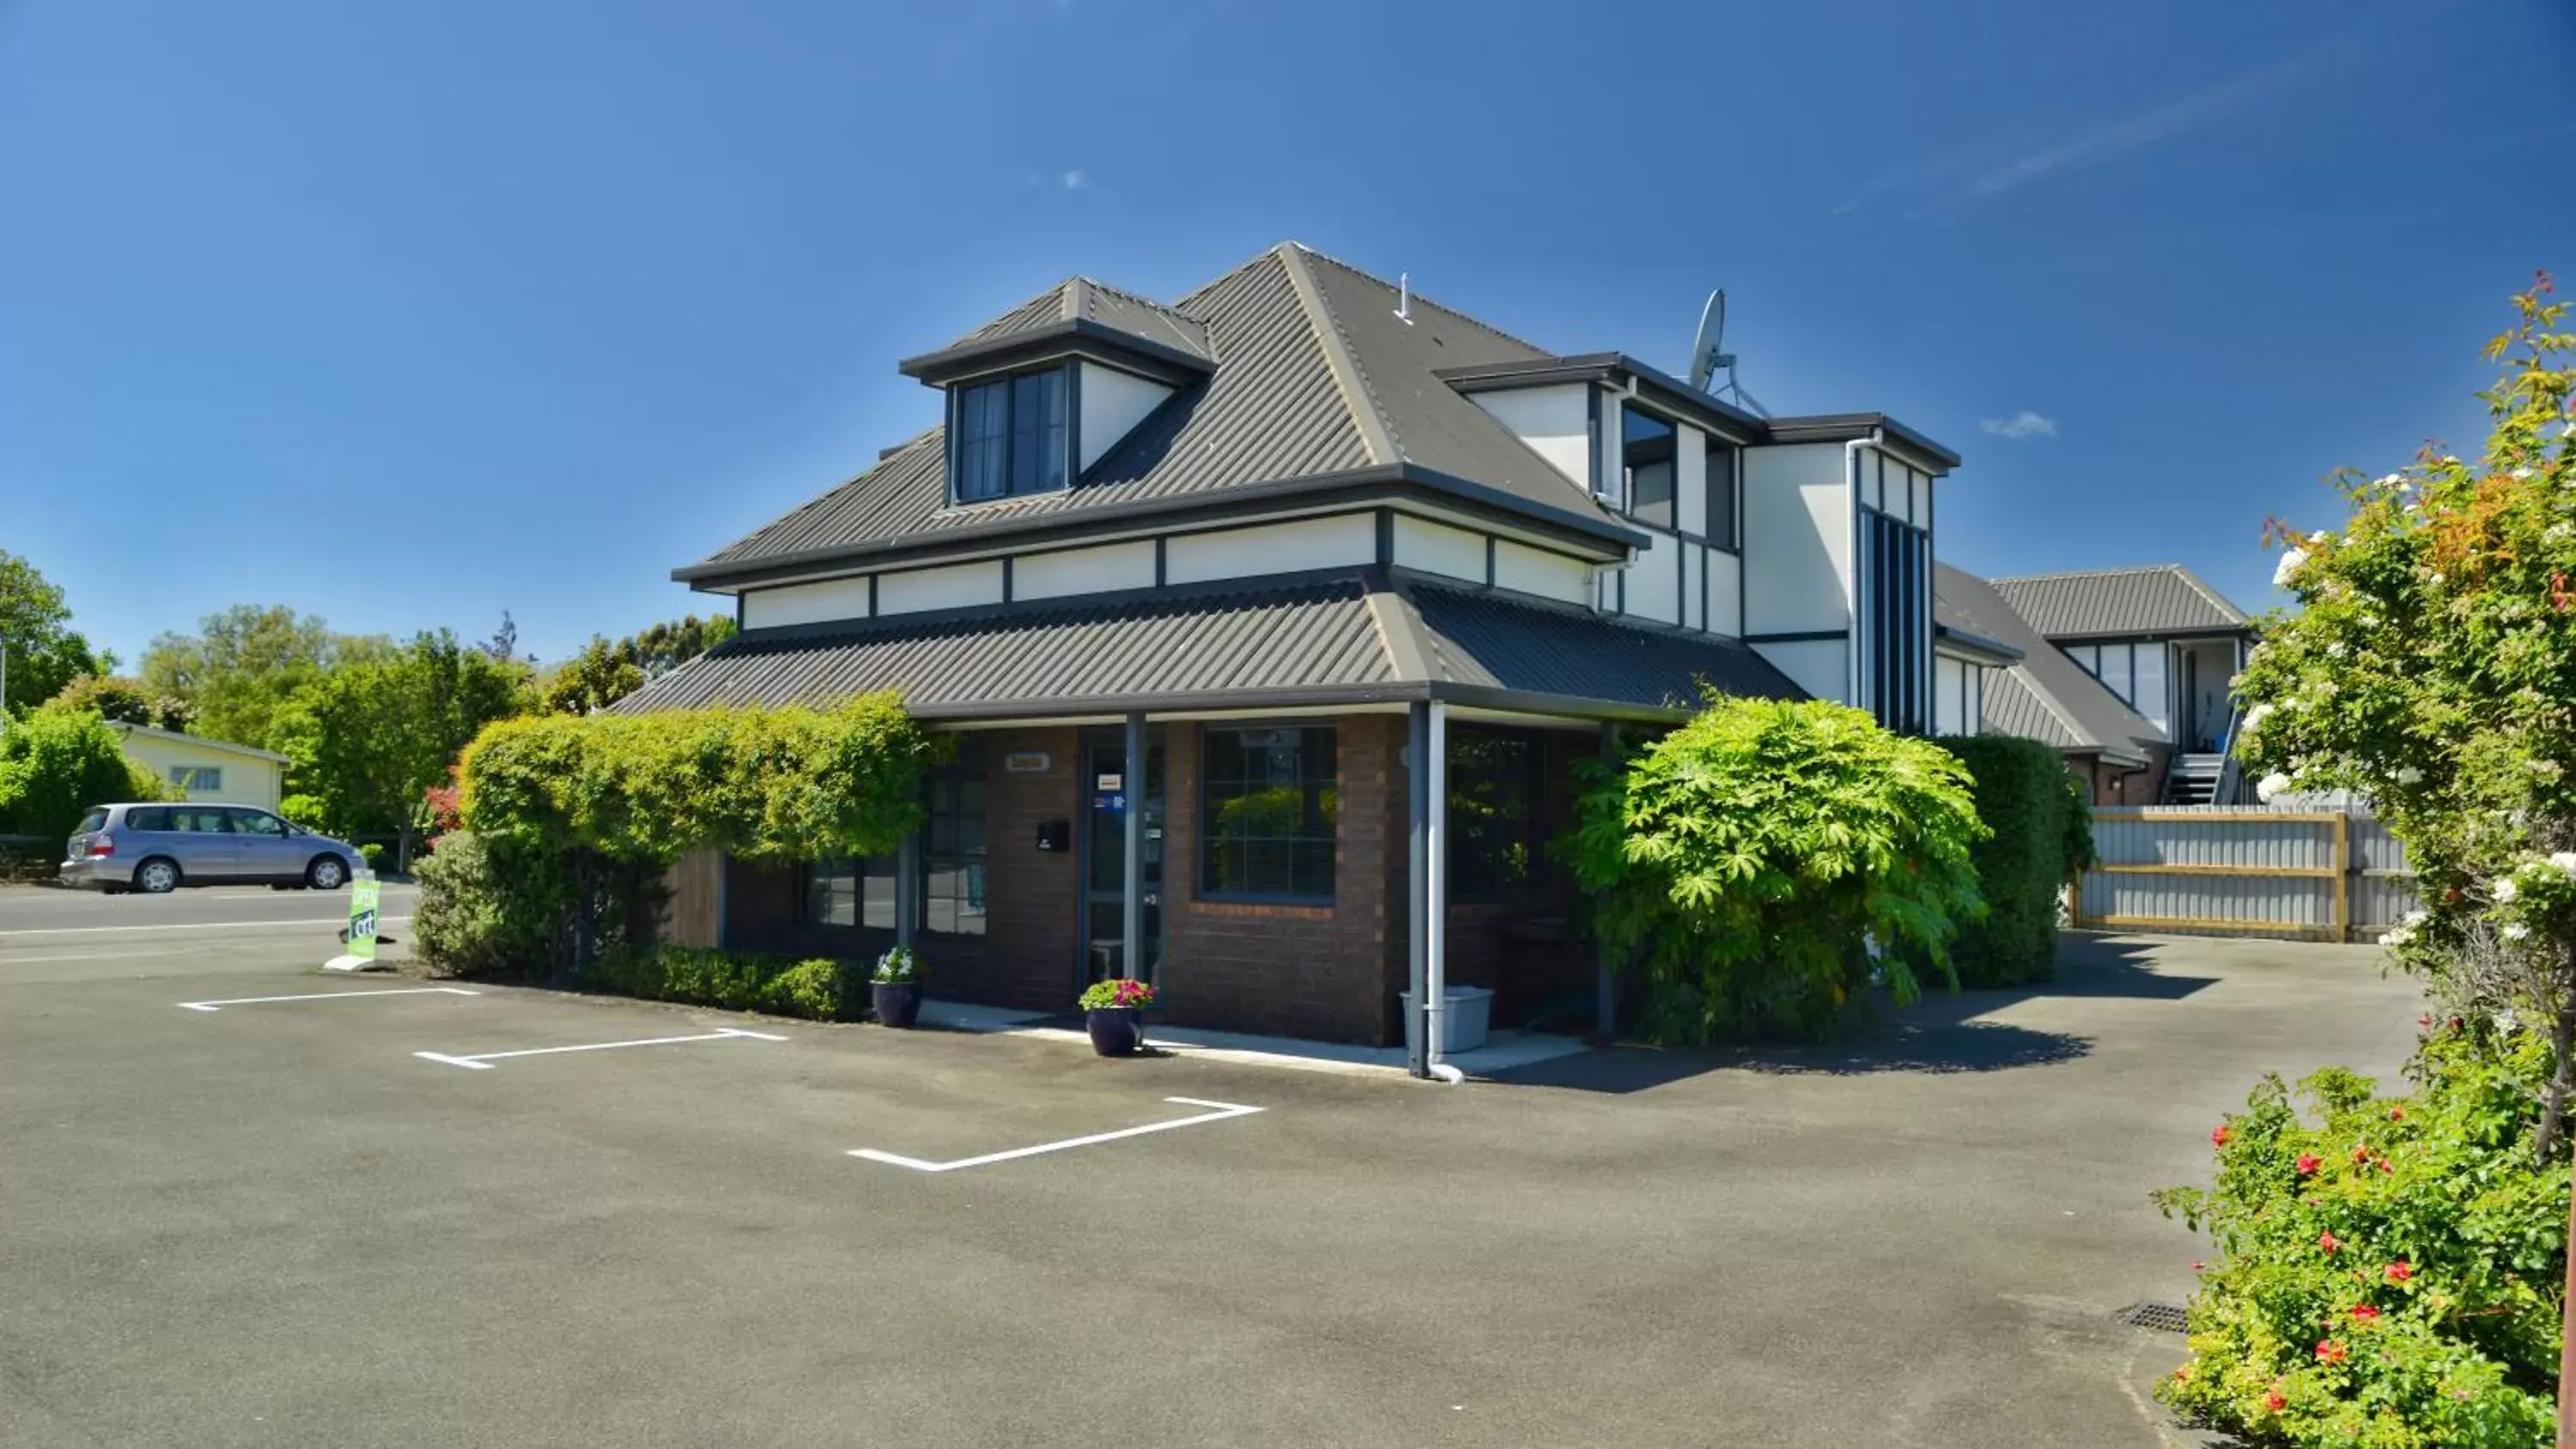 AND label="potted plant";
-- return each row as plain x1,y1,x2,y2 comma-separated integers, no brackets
872,945,924,1028
1078,977,1154,1057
